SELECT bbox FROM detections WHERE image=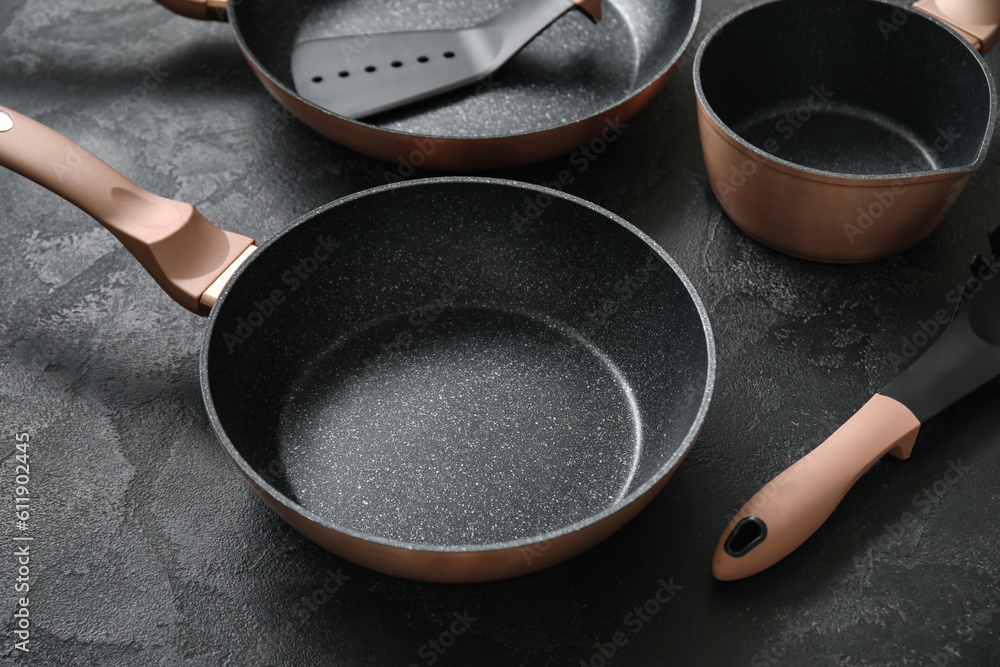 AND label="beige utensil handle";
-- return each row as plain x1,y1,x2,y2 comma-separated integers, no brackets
152,0,228,21
0,106,254,315
712,393,921,581
914,0,1000,53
